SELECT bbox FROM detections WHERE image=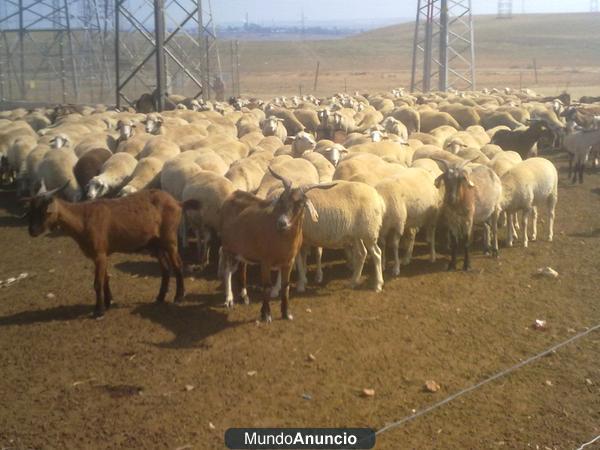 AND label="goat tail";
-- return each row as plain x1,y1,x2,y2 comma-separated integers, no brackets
181,199,201,210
